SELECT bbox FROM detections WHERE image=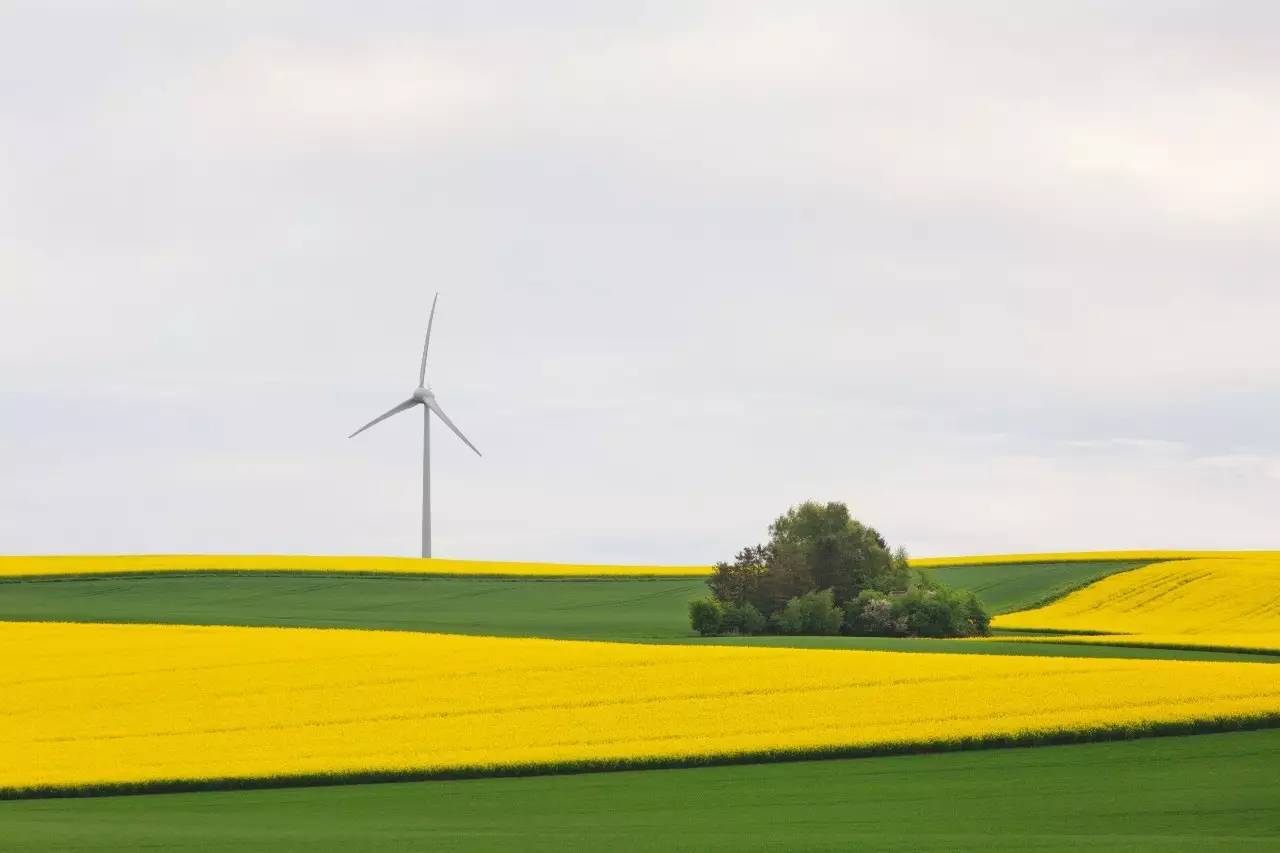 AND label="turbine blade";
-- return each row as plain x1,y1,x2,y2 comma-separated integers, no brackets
418,292,439,385
349,399,419,438
426,398,482,456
